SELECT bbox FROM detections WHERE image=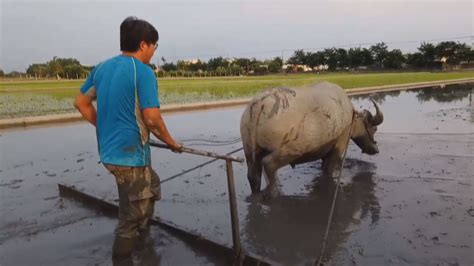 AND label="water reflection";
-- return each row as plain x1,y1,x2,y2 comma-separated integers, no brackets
349,83,473,105
350,90,401,104
349,82,473,134
242,159,380,265
413,83,473,103
132,234,162,266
